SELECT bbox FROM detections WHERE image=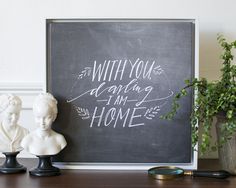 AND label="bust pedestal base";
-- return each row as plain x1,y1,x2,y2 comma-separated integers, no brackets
0,151,26,174
30,155,60,177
